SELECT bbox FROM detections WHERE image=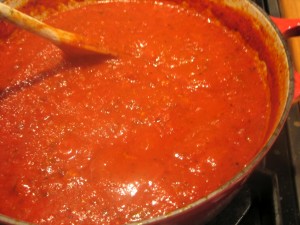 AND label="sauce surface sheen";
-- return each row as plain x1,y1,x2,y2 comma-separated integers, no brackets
0,1,270,224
